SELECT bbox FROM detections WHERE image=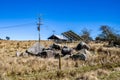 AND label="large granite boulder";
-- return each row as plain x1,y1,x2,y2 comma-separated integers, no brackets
26,42,44,55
